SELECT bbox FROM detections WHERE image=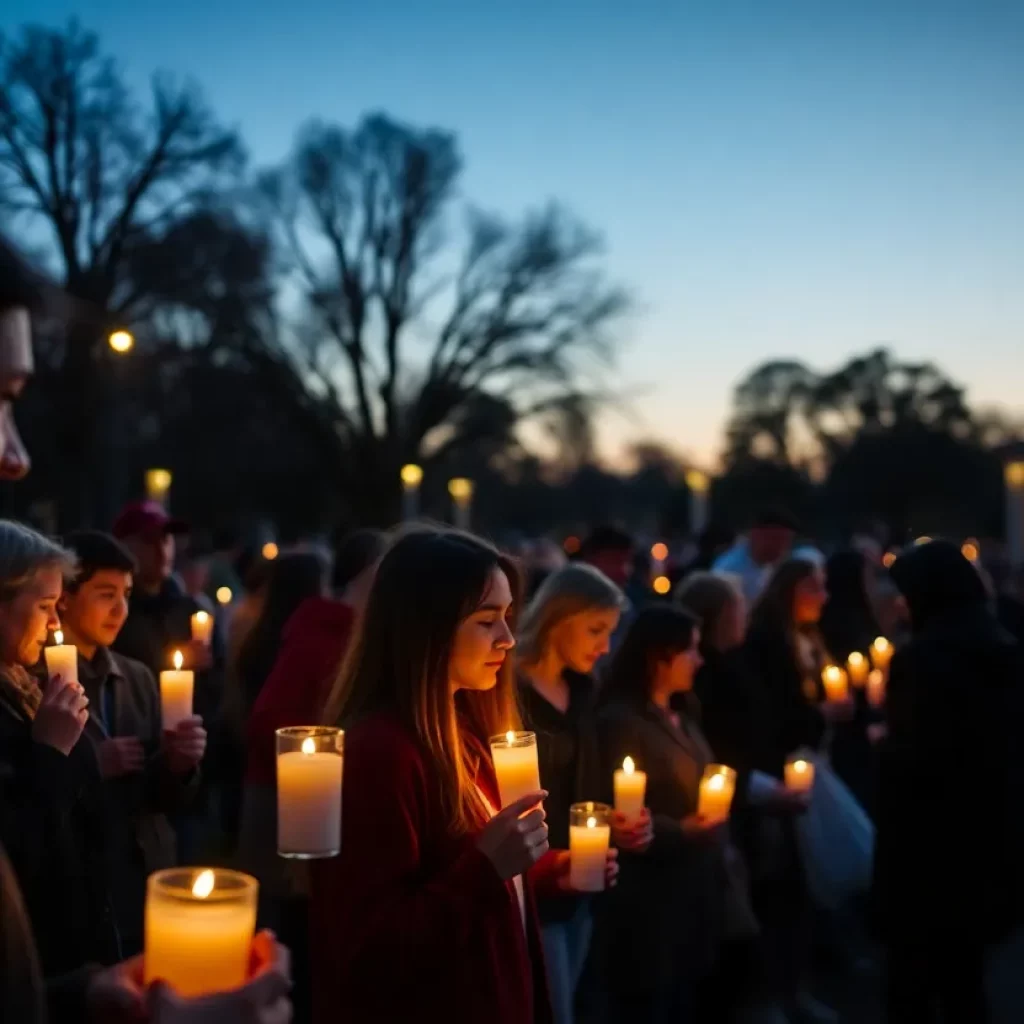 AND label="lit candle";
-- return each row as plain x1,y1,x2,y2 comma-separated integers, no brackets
276,727,344,858
871,637,894,675
160,650,193,730
569,802,611,892
613,756,646,824
697,764,736,821
44,630,78,687
144,868,257,997
821,664,849,703
846,652,869,687
191,610,214,646
784,755,816,794
866,669,886,708
489,731,542,809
